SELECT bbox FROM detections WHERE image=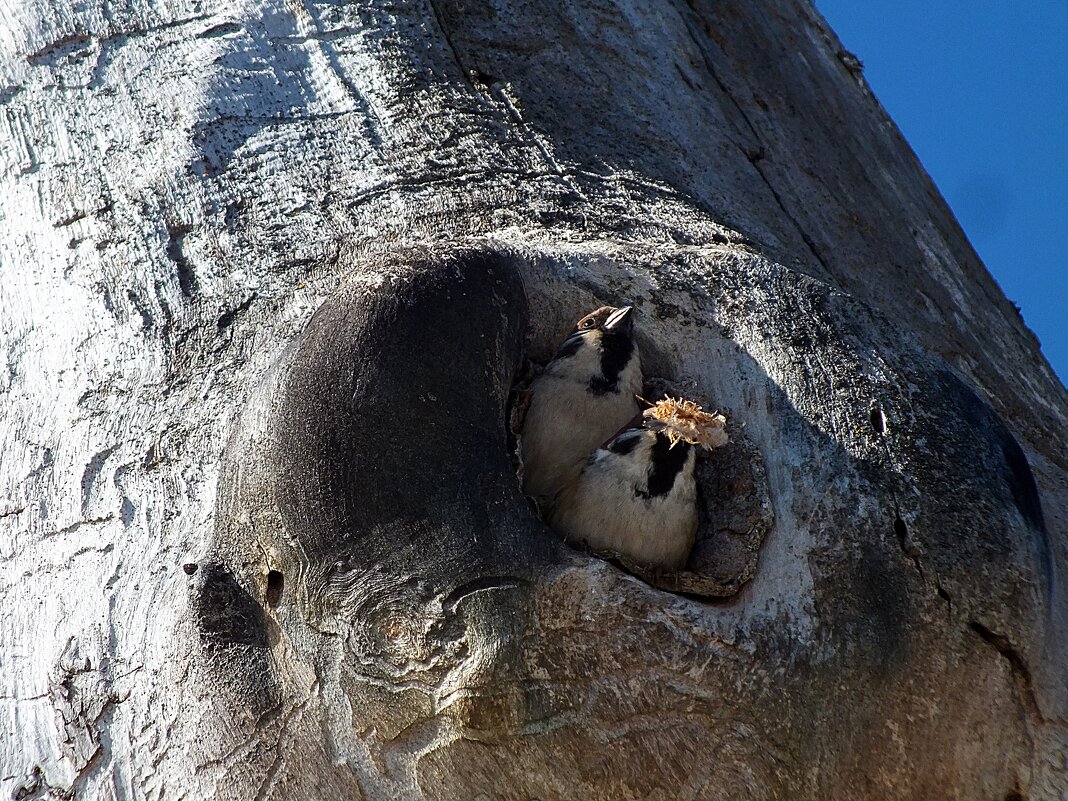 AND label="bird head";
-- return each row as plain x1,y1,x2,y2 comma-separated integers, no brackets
546,305,639,395
574,305,634,336
551,306,636,360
